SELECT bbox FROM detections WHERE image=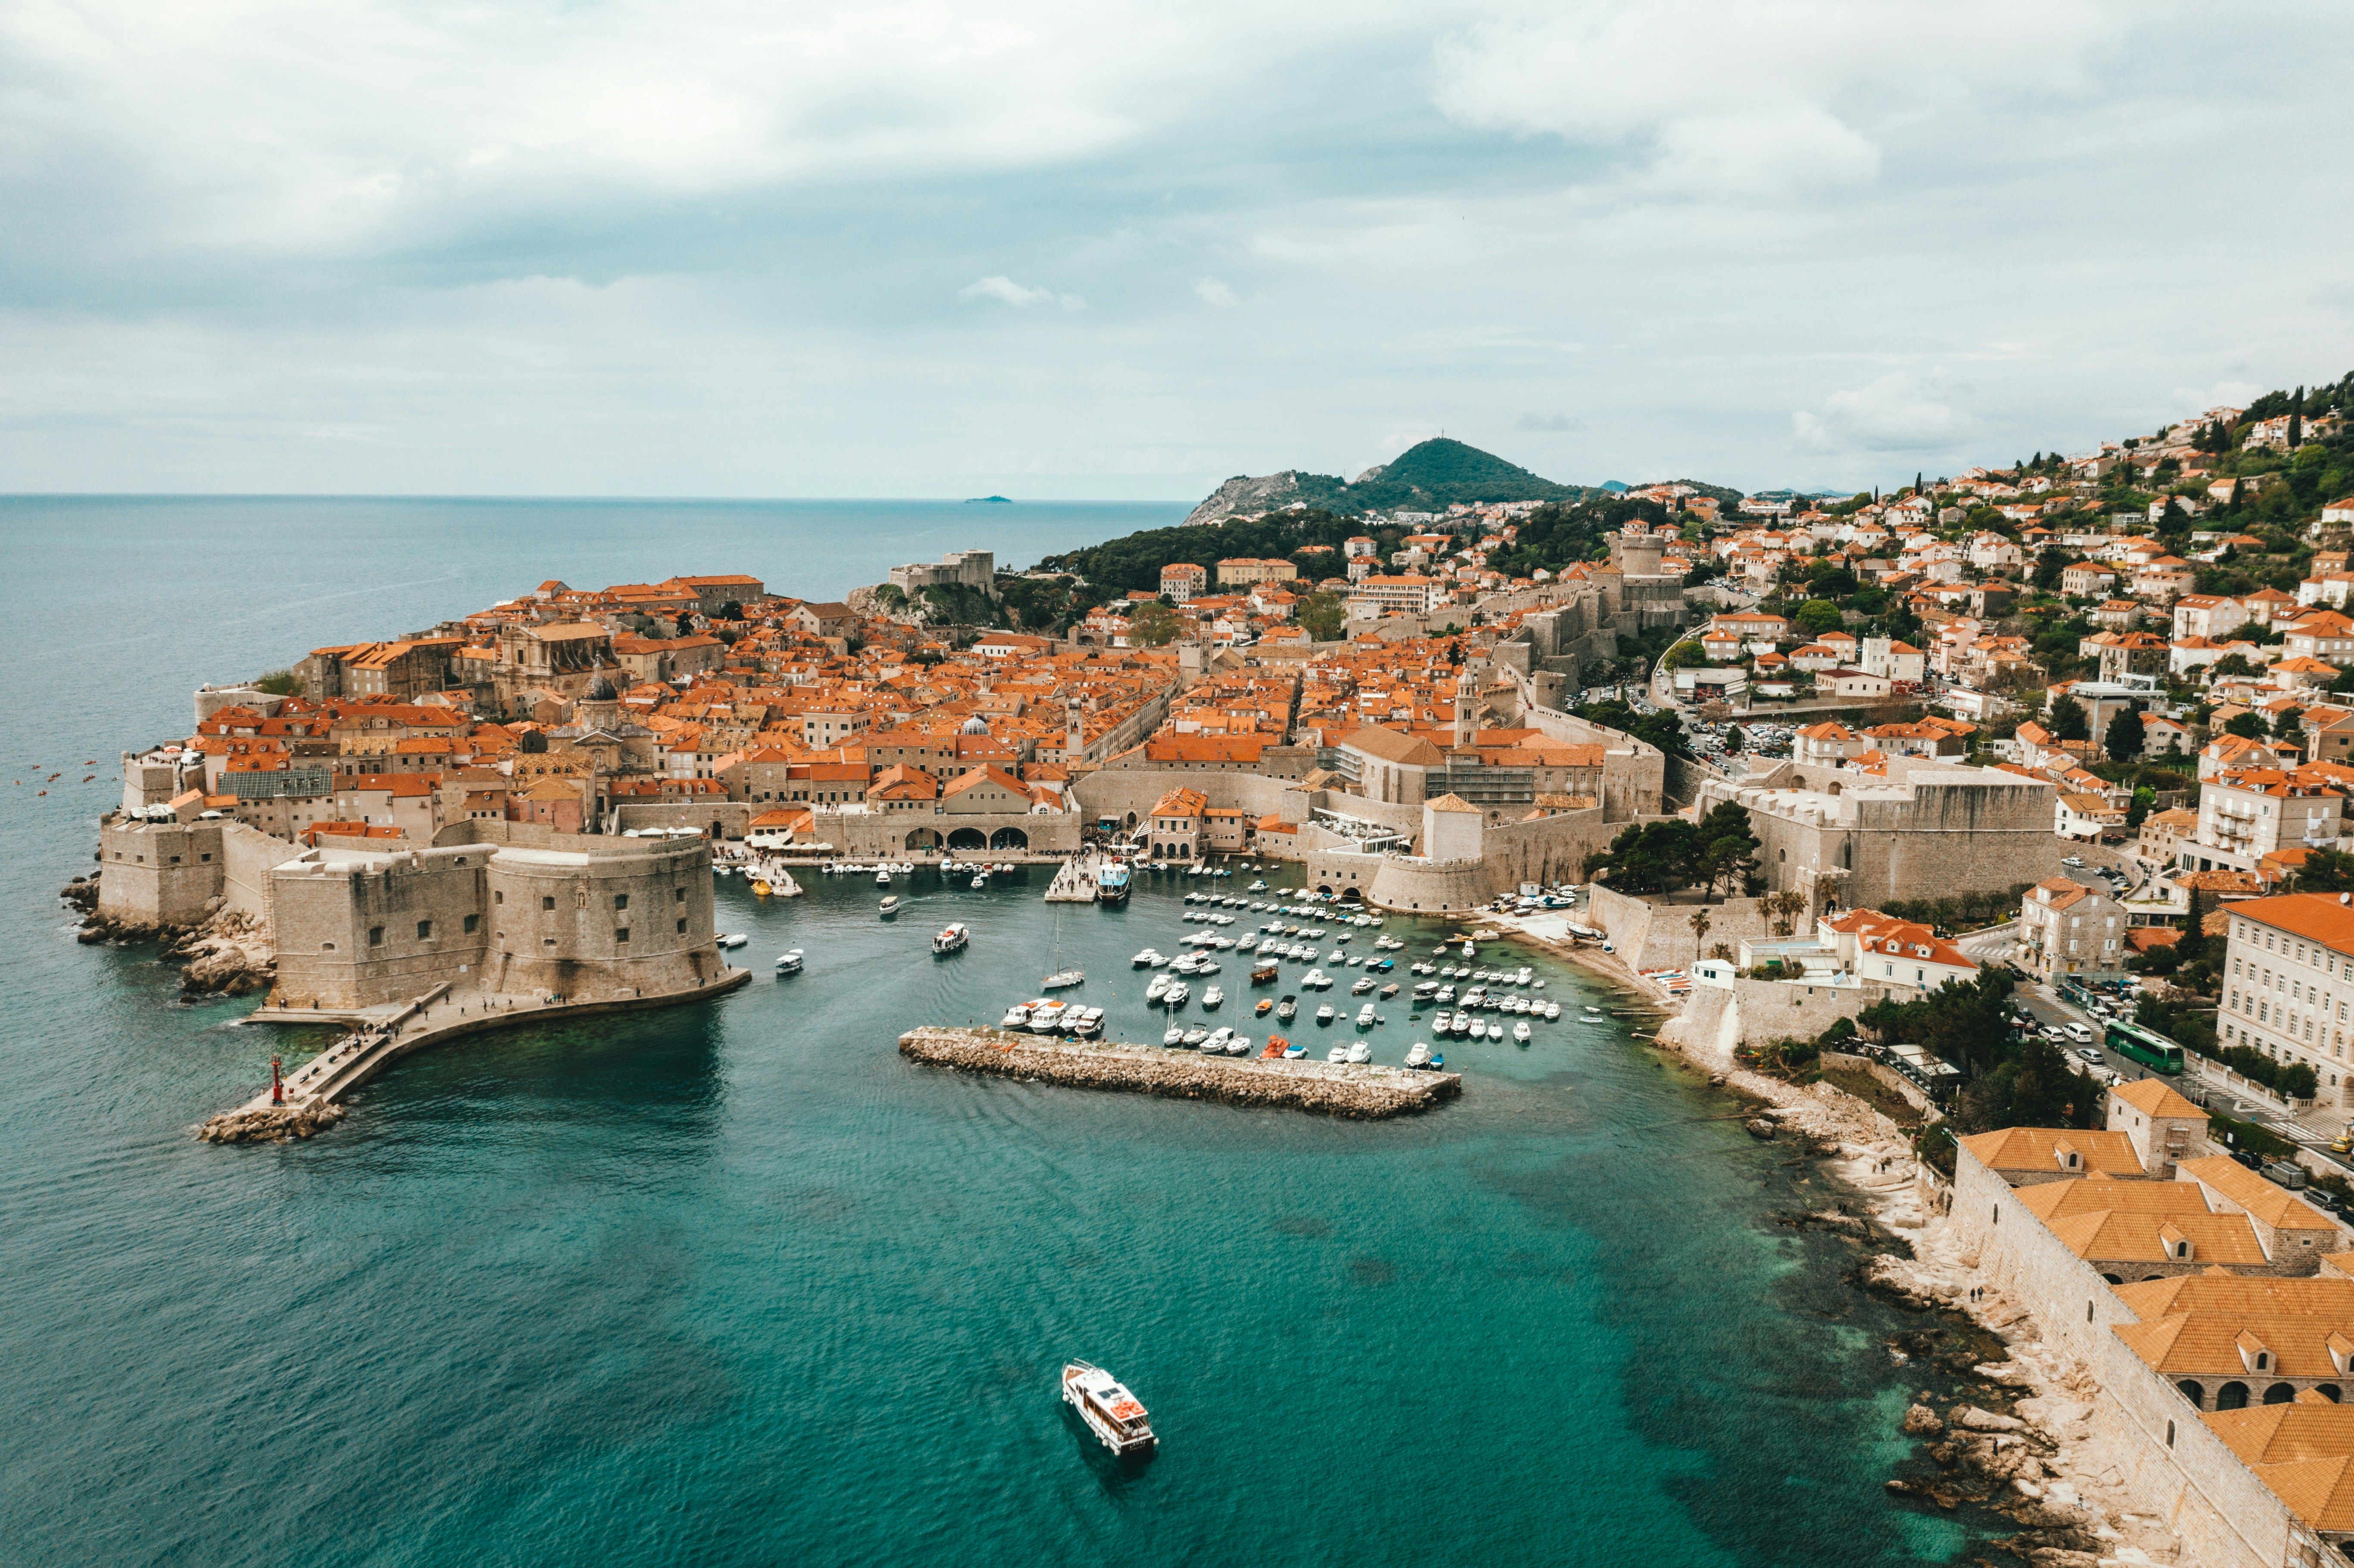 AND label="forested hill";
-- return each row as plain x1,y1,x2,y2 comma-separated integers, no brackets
1035,494,1679,596
1183,437,1597,524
